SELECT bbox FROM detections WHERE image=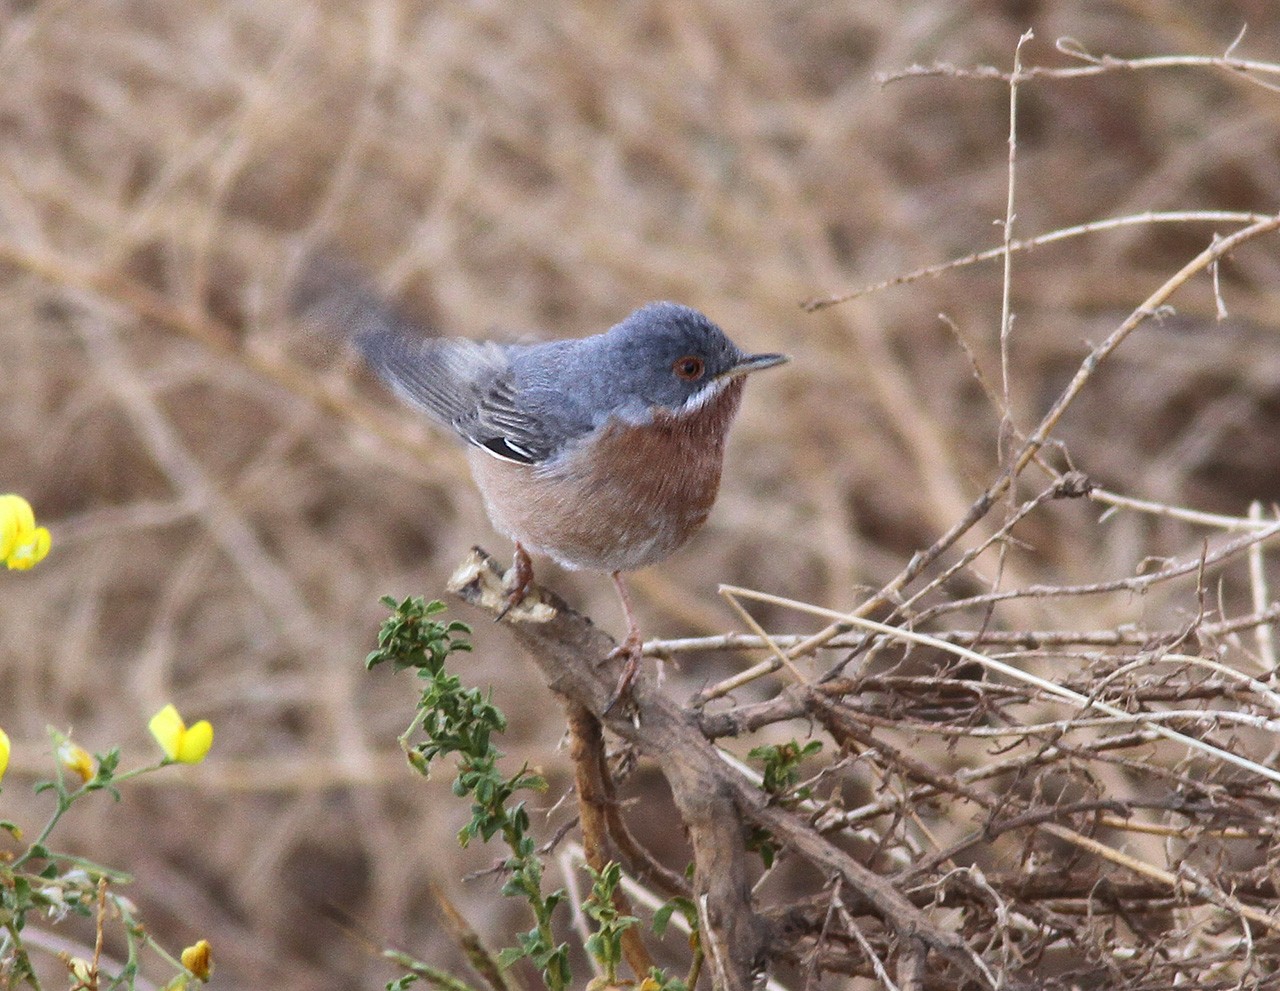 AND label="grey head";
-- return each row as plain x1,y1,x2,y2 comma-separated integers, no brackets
348,299,786,466
544,302,787,425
